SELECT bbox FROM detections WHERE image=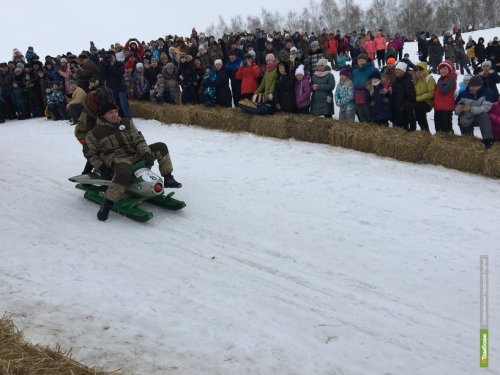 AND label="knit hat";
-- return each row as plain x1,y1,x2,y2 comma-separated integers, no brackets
468,75,483,87
295,64,305,76
265,53,275,63
214,59,223,66
310,41,319,48
290,46,298,53
462,74,472,84
438,60,453,72
395,61,407,71
60,57,68,64
136,62,144,69
357,53,369,61
339,67,350,77
124,59,135,70
368,70,382,79
482,60,492,68
317,58,328,67
98,101,118,117
386,57,396,65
